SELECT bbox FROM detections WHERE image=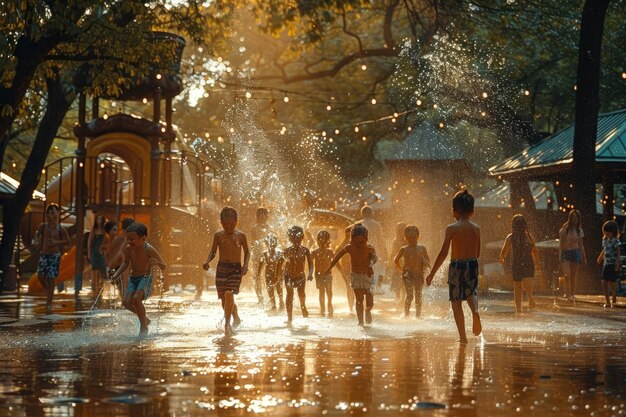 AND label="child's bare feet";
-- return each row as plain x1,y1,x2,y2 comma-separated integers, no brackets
365,310,372,324
232,317,241,328
139,326,149,336
472,312,482,336
225,323,232,336
301,306,309,318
